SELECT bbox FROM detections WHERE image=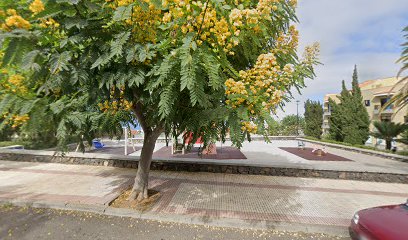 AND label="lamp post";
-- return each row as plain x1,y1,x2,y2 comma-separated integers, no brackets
296,100,300,136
